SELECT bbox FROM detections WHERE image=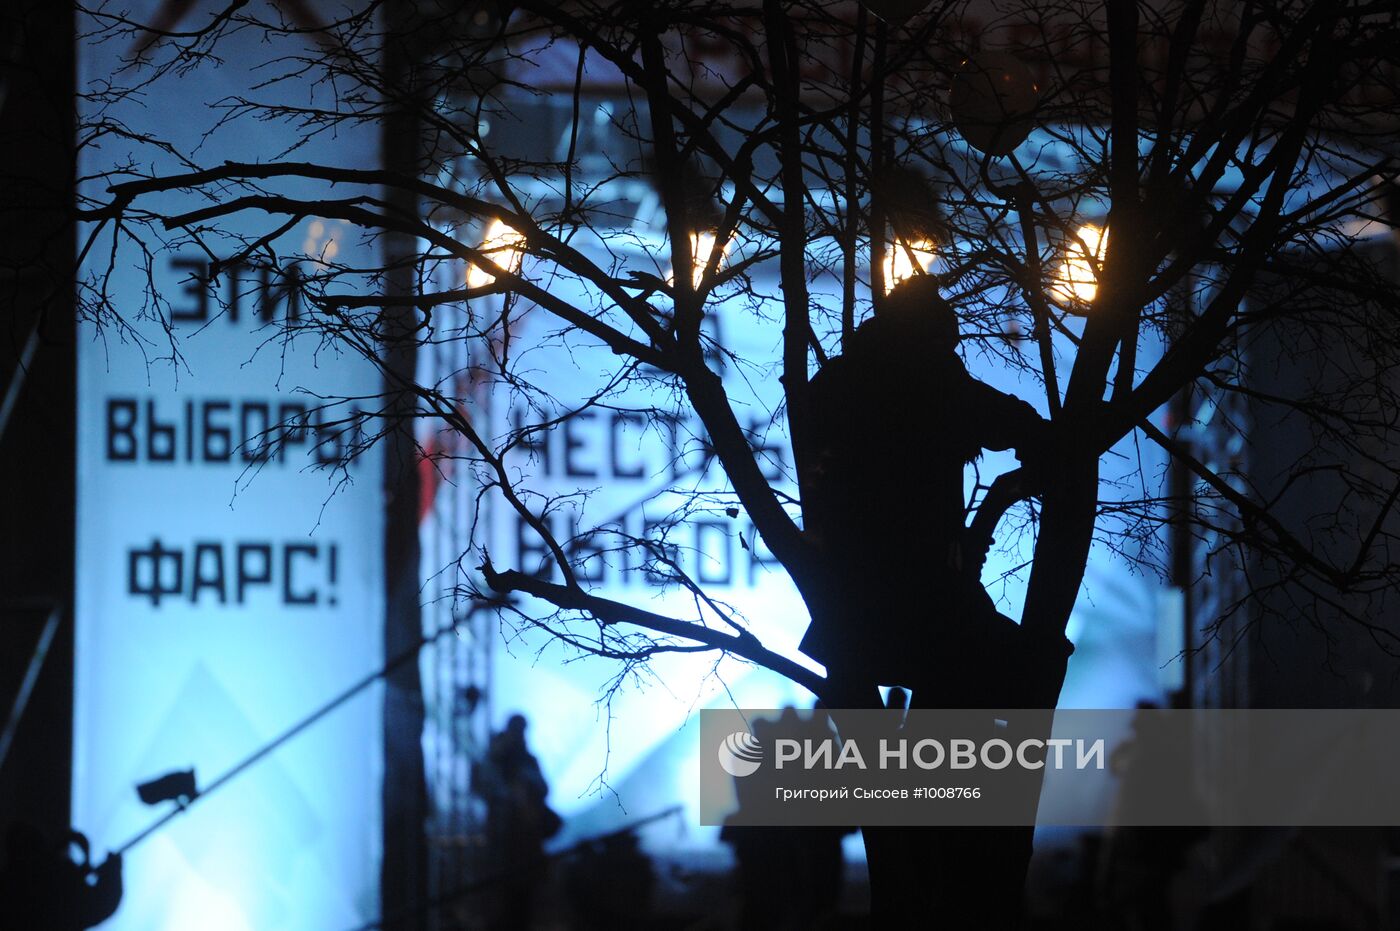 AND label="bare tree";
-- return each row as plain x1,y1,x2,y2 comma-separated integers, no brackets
76,0,1400,920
